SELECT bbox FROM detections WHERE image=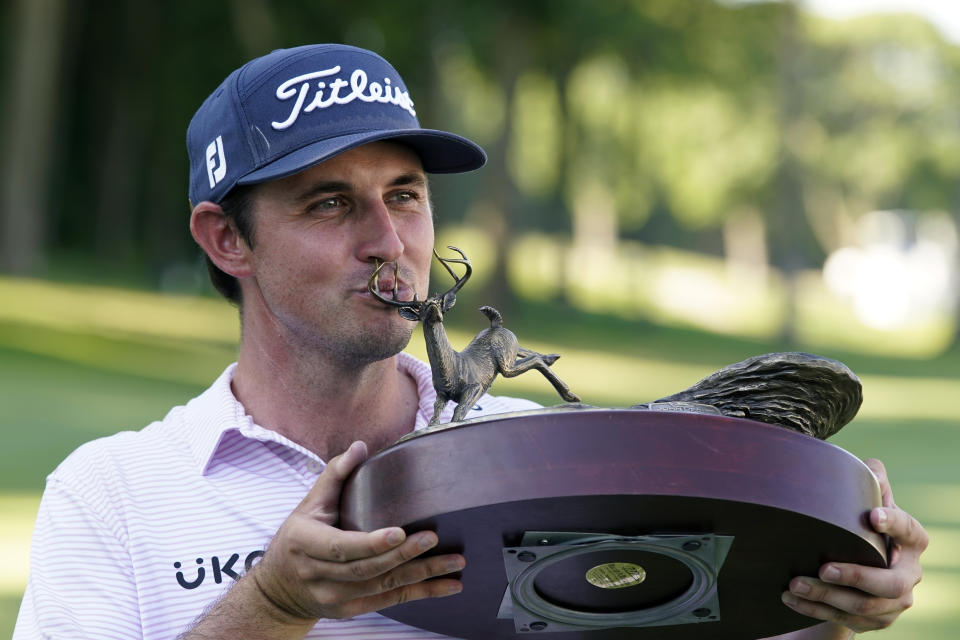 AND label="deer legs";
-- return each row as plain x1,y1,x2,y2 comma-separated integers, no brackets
430,385,487,425
450,385,487,423
499,352,581,403
429,394,451,426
